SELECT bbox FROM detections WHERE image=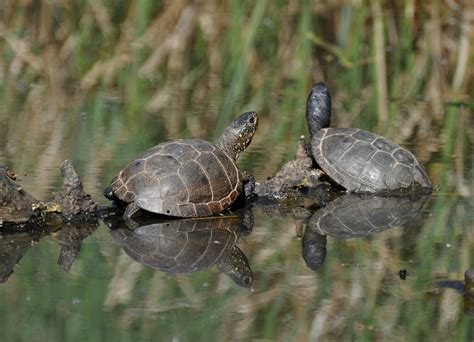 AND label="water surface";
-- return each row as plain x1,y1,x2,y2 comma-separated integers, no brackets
0,1,473,341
